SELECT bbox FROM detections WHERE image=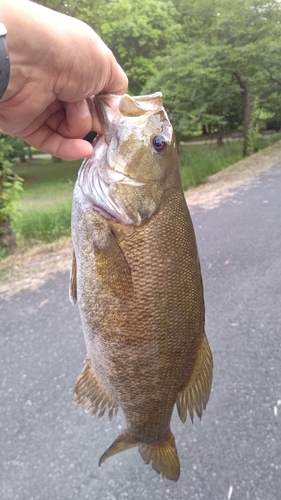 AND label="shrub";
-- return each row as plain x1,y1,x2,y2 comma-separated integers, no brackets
0,140,24,255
